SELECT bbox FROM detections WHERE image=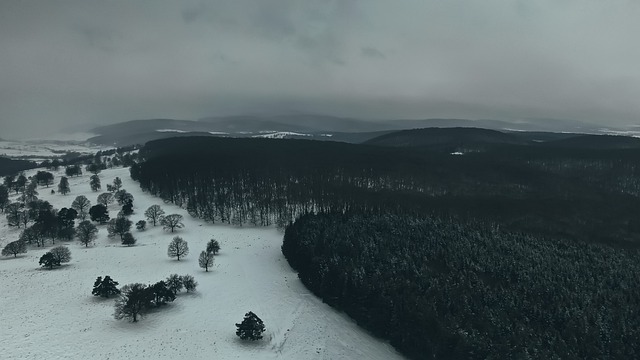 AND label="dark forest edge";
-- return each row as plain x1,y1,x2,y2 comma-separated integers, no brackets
133,136,640,245
0,157,37,176
282,212,640,359
131,135,640,358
